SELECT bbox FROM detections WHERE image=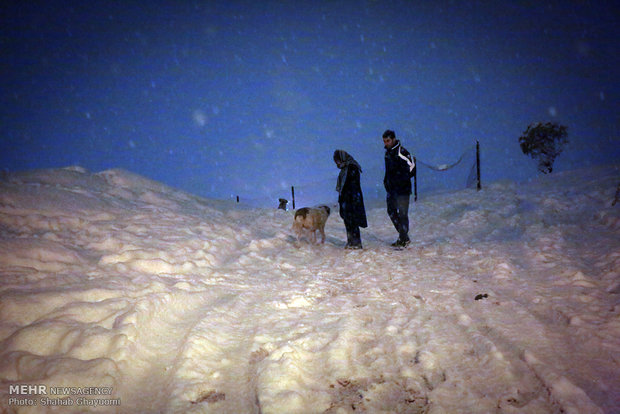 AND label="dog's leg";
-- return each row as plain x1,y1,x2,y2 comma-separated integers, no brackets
319,226,325,244
293,223,302,244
